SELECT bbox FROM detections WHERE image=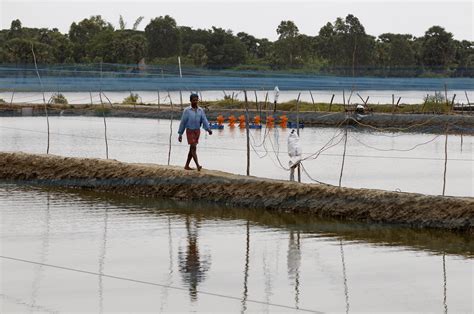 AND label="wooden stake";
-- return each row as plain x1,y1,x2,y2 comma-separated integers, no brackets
254,90,258,112
296,92,301,183
167,92,174,166
98,92,109,159
89,91,93,105
444,84,449,111
244,91,250,176
157,90,161,109
339,127,348,187
309,90,315,111
31,44,50,154
10,89,15,105
442,125,448,196
179,90,183,110
329,94,335,112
